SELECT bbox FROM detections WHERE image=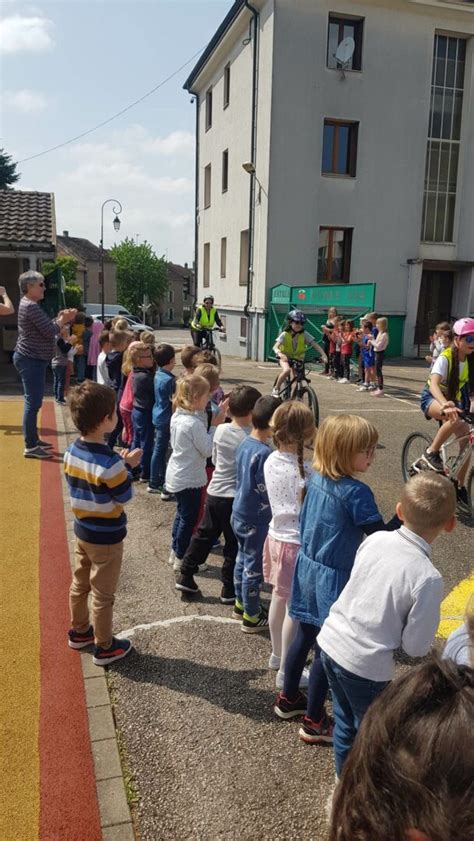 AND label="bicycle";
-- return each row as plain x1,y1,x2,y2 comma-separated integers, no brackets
401,409,474,517
272,358,320,426
196,327,223,368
